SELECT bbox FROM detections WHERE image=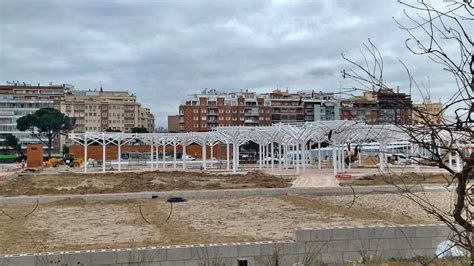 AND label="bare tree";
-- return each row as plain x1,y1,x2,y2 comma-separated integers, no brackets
342,0,473,260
